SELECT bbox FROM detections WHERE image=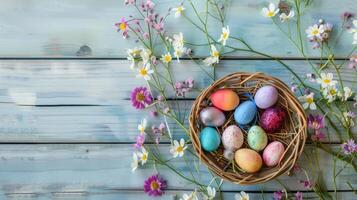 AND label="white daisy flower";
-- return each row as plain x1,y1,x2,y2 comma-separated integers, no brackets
161,52,172,63
306,24,324,38
343,86,353,101
235,191,249,200
138,118,147,133
136,63,154,80
131,152,139,172
218,26,230,46
173,32,184,48
172,32,186,62
170,138,188,158
262,3,279,18
180,191,198,200
140,48,152,64
279,10,295,22
316,73,337,88
323,86,338,102
343,112,356,127
137,147,148,165
173,5,185,18
298,93,317,110
204,186,216,200
203,45,220,66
